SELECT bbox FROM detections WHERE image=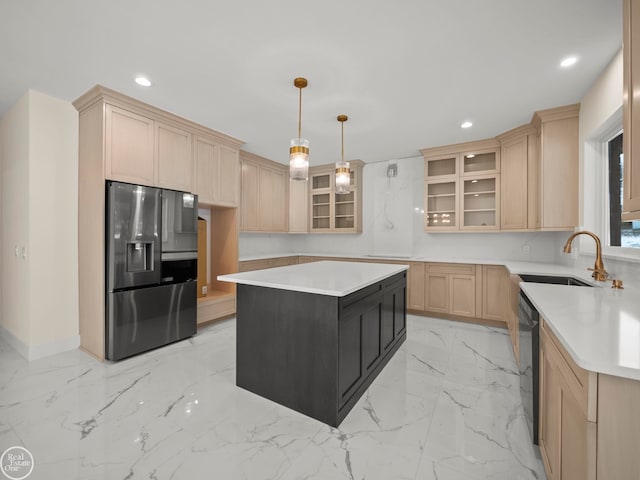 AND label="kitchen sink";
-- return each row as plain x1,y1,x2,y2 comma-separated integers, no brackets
519,274,593,287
